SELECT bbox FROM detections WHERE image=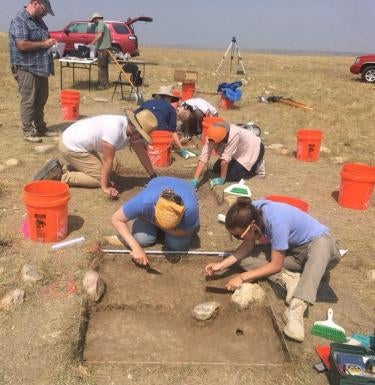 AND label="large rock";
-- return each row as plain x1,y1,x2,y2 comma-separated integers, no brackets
5,158,19,167
0,289,25,311
231,283,266,310
82,270,106,302
192,301,220,321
